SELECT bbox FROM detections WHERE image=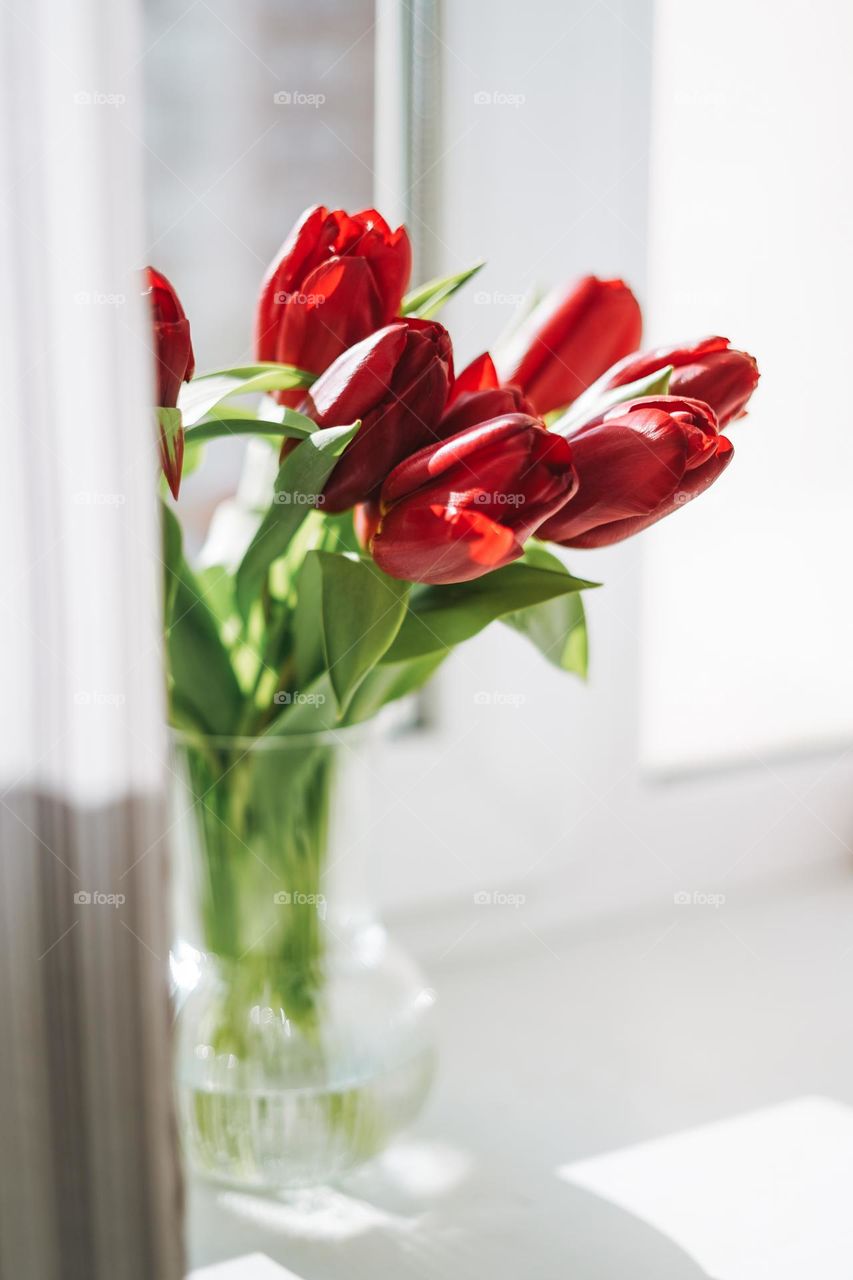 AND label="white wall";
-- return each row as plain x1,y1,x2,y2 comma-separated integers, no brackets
641,0,853,771
373,0,853,956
